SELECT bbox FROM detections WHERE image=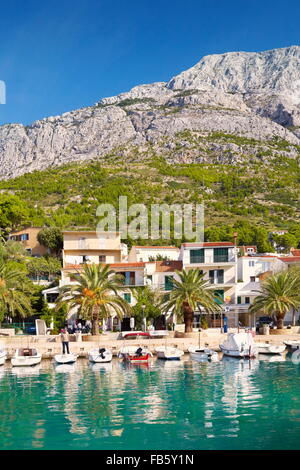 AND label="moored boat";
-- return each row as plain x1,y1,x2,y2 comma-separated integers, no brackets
88,347,112,363
118,346,152,363
284,340,300,351
256,342,286,355
54,353,78,364
155,346,184,360
220,332,257,358
188,346,219,362
122,331,150,339
11,348,42,367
